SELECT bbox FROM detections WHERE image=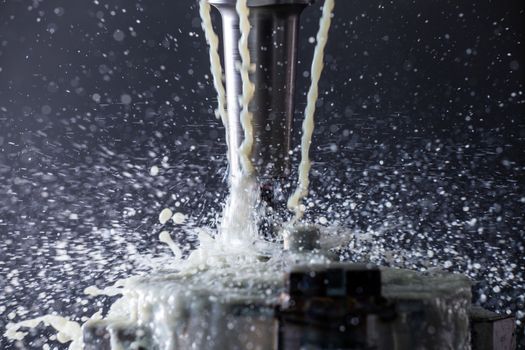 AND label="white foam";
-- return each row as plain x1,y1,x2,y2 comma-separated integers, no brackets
159,231,182,258
4,314,94,350
171,212,186,225
158,208,173,225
